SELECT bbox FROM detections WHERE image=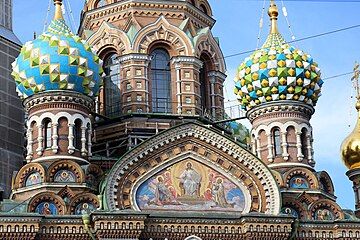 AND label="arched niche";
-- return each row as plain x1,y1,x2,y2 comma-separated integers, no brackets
103,123,281,214
132,153,252,213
